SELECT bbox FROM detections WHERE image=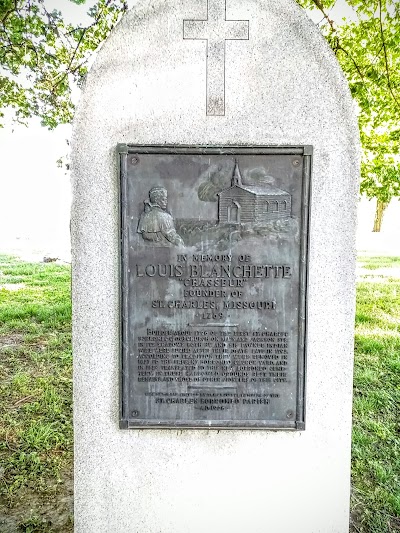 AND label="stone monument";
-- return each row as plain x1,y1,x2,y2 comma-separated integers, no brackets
72,0,360,531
